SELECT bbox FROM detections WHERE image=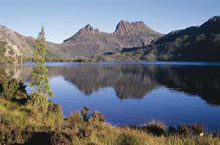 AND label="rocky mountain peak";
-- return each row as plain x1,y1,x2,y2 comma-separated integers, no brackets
199,16,220,34
77,24,99,35
207,16,220,23
63,24,100,43
114,20,150,35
